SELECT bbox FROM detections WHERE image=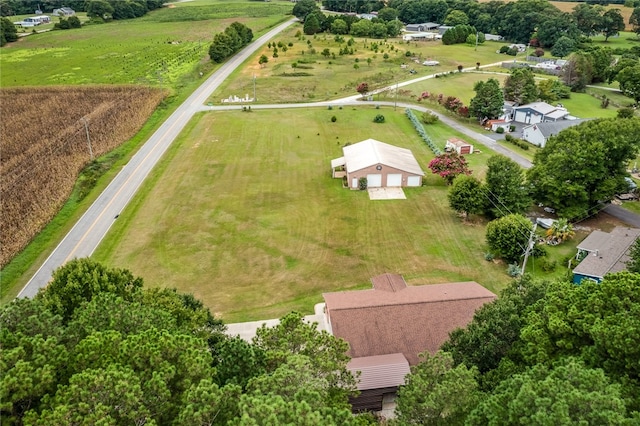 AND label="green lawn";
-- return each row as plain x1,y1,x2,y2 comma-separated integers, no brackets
93,107,512,322
0,1,291,89
403,72,509,105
